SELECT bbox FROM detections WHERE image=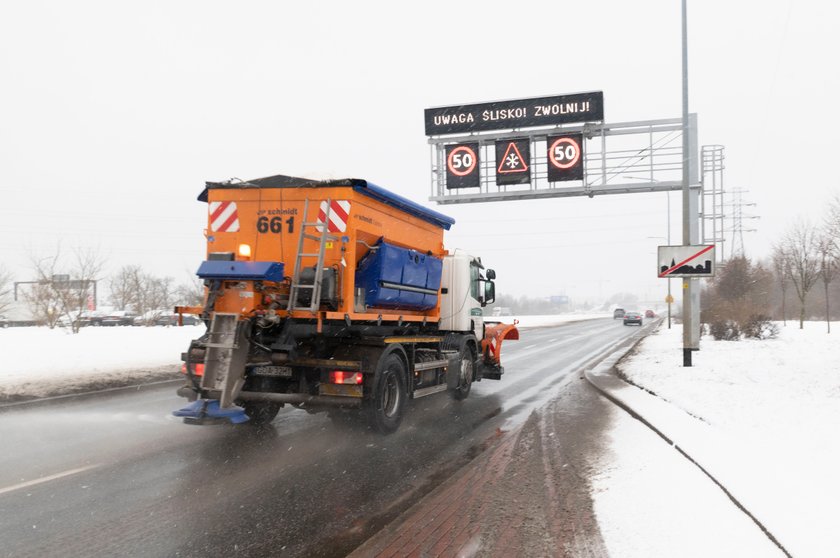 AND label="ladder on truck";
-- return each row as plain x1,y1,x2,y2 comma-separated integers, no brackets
287,198,338,313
